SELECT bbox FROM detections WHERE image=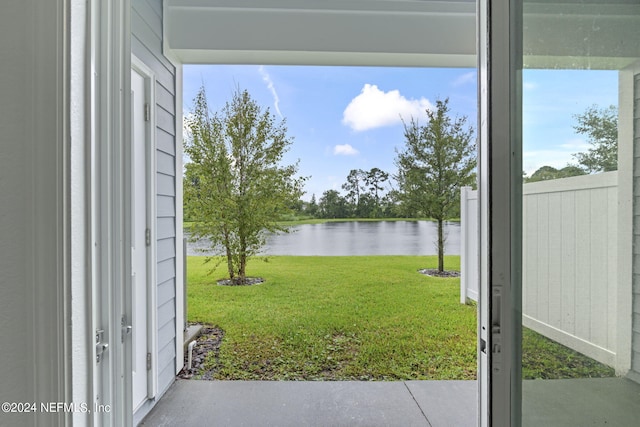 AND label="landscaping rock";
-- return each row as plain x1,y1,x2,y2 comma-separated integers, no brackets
178,326,224,380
